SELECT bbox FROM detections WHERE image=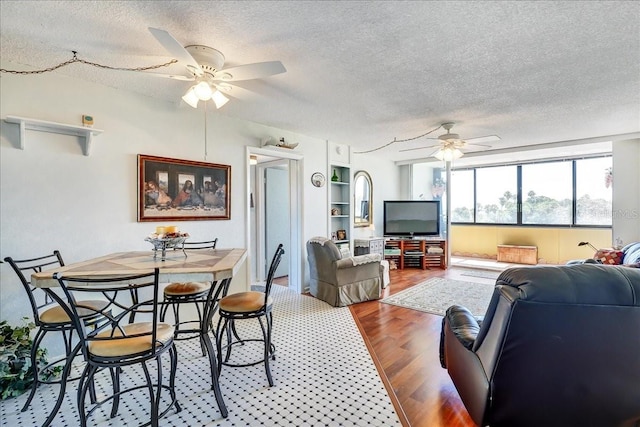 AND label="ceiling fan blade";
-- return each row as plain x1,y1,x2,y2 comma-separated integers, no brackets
148,27,203,77
213,61,286,82
138,71,195,81
399,145,441,153
465,135,501,144
214,83,257,101
466,143,493,148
